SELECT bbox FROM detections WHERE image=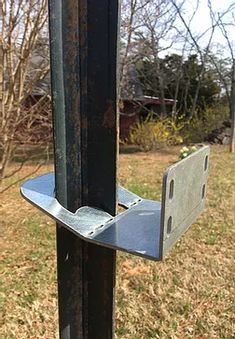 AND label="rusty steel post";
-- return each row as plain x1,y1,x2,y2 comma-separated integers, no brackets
48,1,119,338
